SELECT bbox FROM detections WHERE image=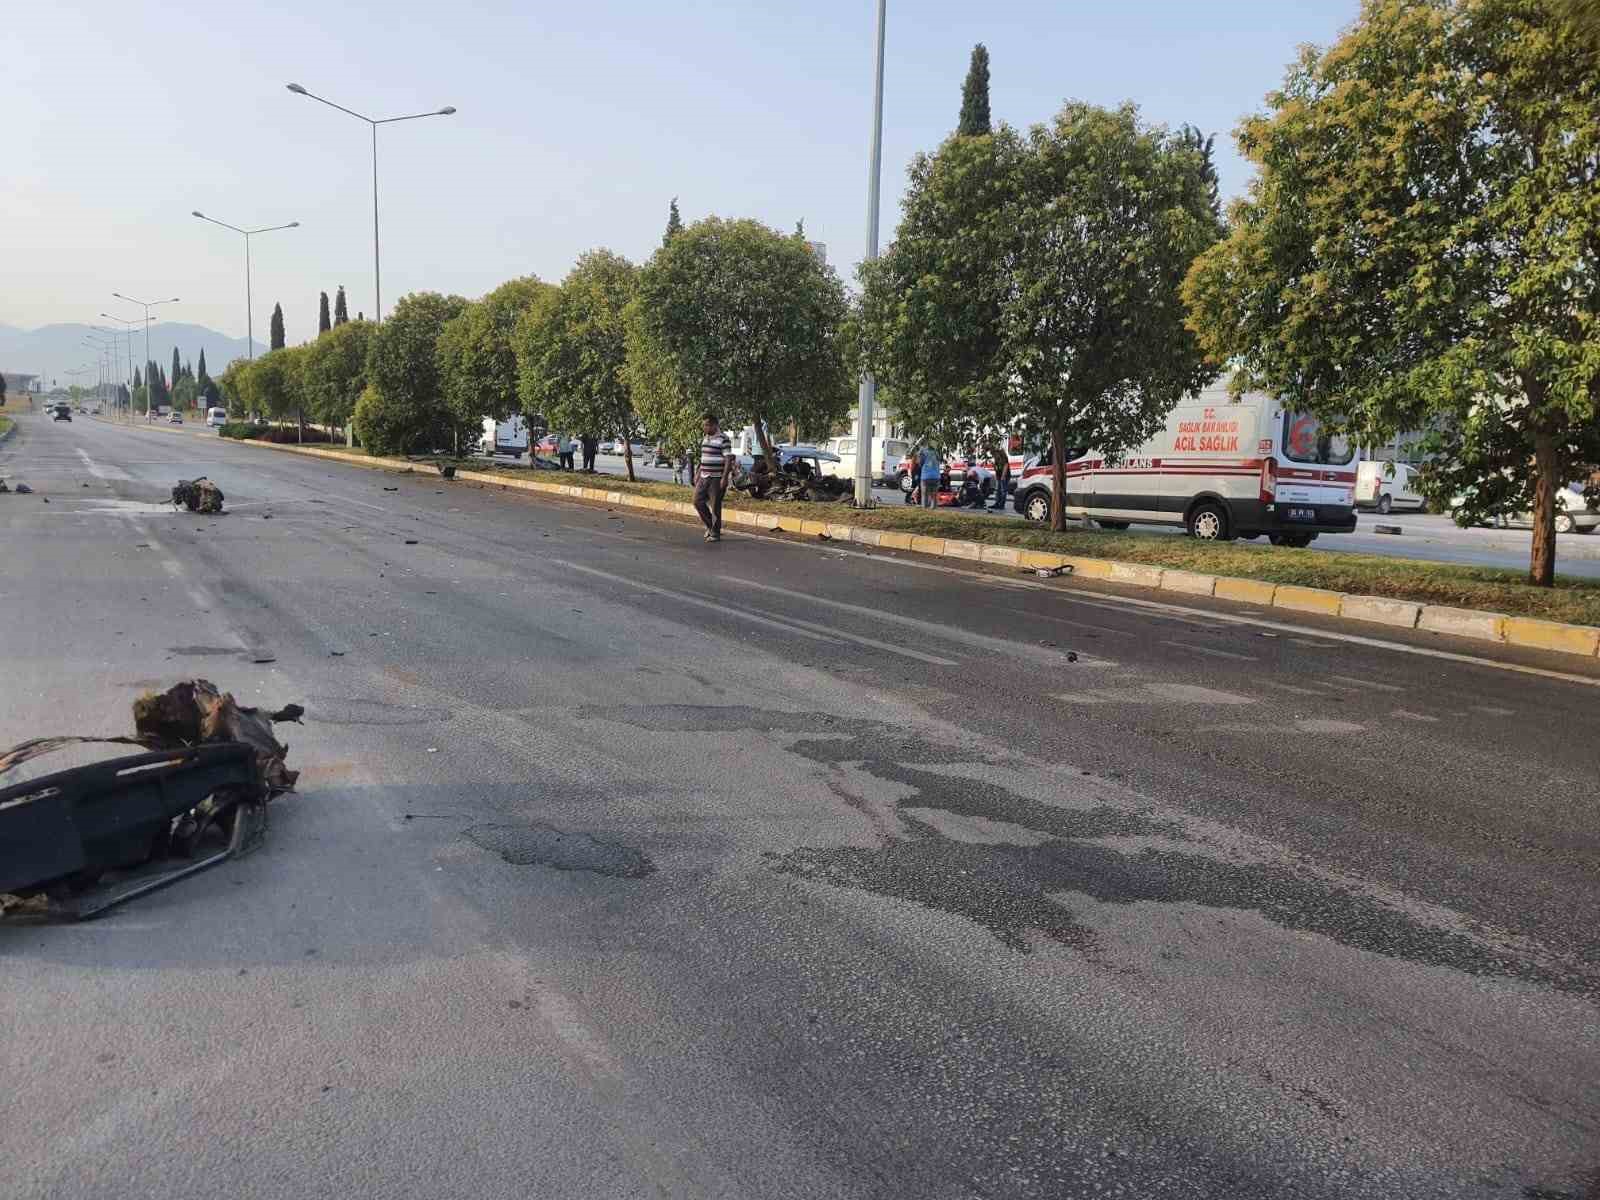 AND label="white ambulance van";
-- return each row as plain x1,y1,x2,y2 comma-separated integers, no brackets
1011,388,1359,546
